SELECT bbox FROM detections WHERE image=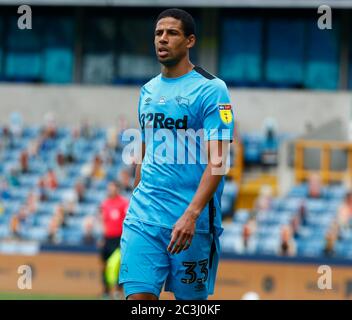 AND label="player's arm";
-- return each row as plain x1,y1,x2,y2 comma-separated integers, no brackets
168,79,234,255
133,142,145,189
133,87,146,190
167,140,229,254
